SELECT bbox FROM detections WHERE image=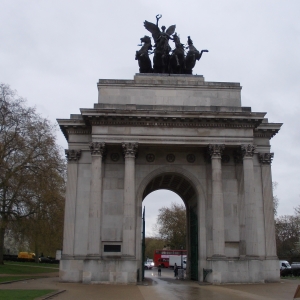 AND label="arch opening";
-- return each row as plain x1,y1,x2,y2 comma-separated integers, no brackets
140,172,199,281
142,172,196,206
